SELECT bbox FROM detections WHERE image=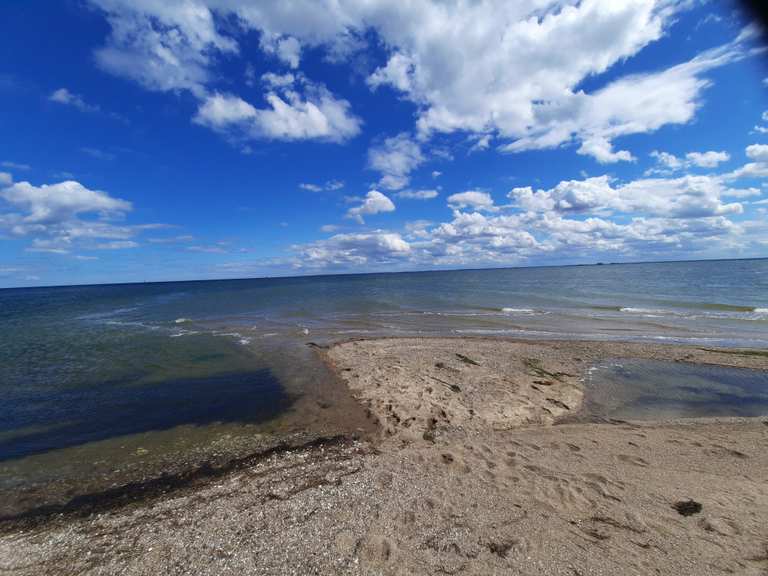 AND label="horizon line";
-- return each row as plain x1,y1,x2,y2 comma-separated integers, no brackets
2,255,766,292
